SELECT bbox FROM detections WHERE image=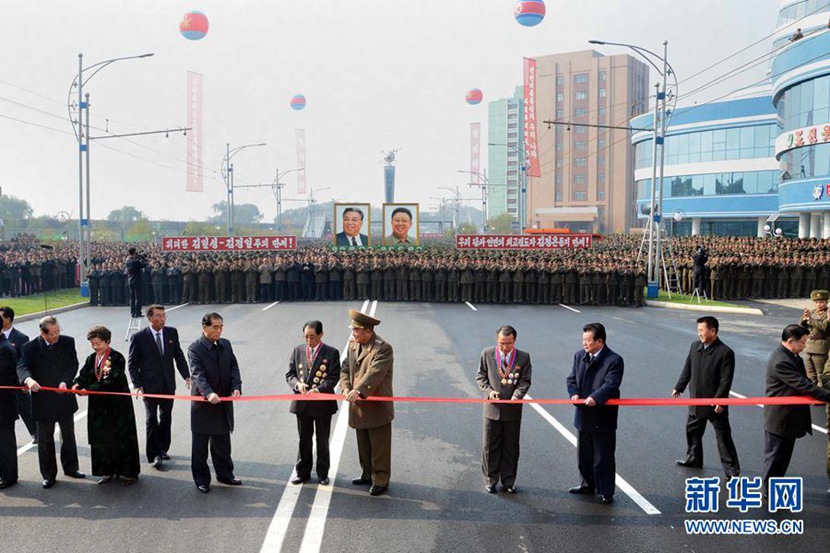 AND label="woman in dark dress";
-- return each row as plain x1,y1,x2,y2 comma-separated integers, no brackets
72,326,140,485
